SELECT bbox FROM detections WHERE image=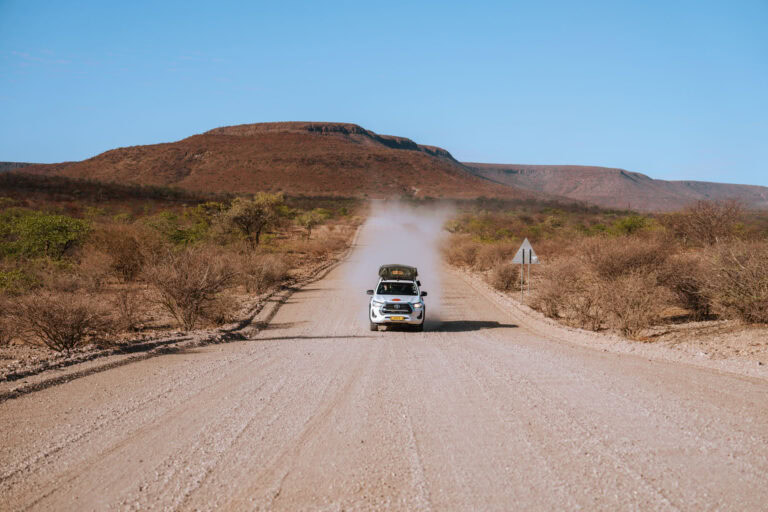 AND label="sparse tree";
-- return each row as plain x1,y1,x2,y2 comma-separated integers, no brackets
223,193,285,247
296,209,329,239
